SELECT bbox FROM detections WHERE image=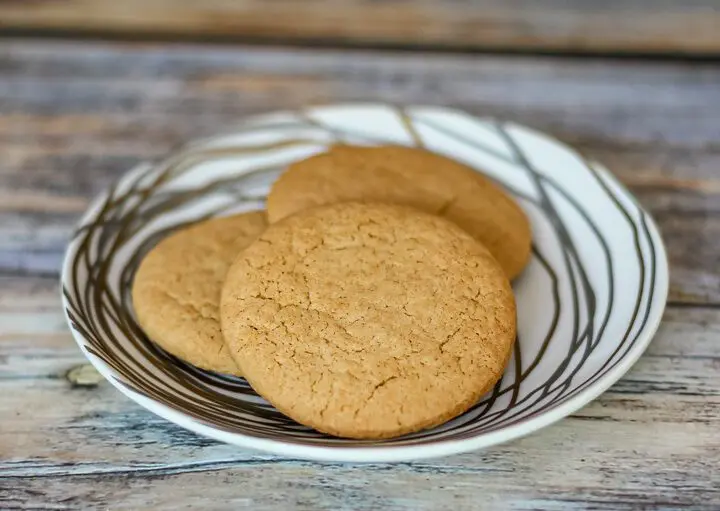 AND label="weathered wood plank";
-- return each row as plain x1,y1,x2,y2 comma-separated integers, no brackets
1,40,719,303
1,1,720,56
0,278,719,509
2,450,718,511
